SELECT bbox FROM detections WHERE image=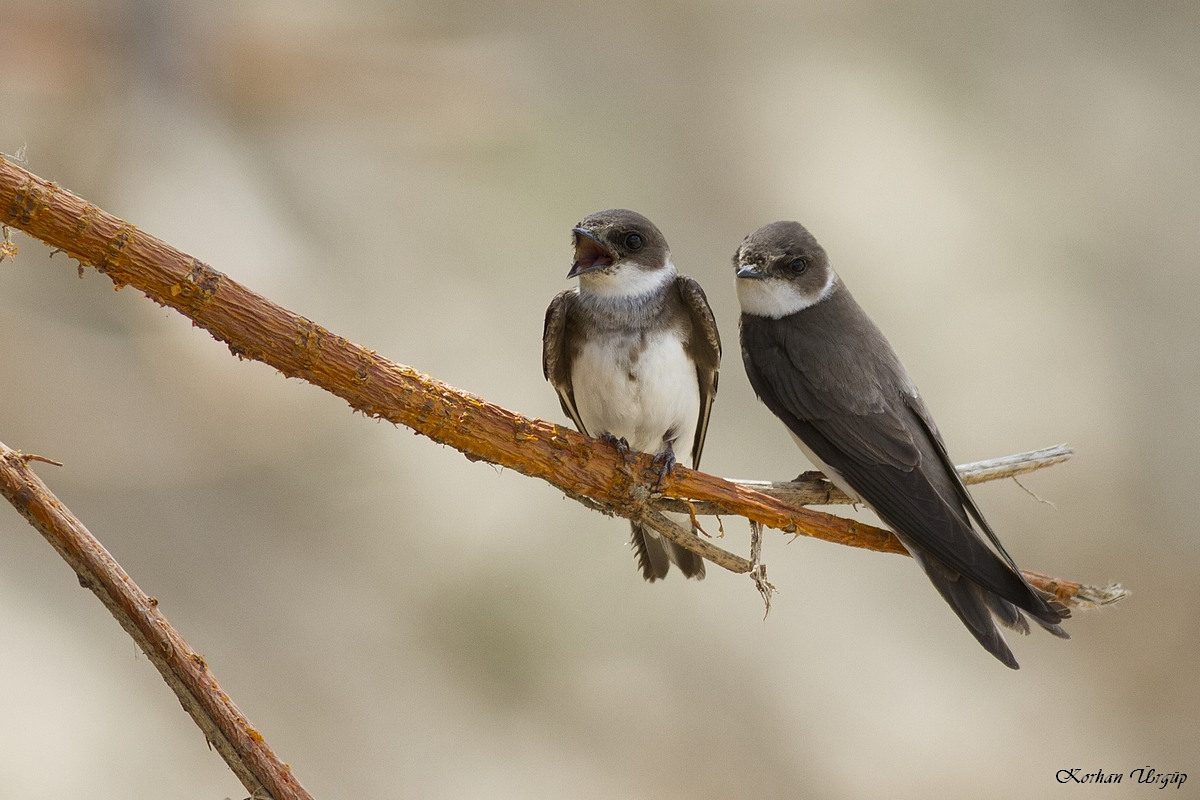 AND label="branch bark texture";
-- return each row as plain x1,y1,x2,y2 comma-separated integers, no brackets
0,157,1127,793
0,443,311,800
0,156,1121,604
